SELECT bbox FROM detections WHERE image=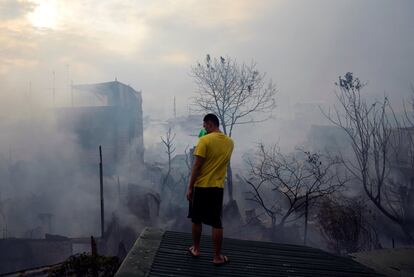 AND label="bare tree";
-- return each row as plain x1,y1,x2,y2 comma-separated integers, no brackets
323,72,414,241
191,54,277,200
176,145,193,199
245,144,345,236
183,145,193,182
160,127,176,193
